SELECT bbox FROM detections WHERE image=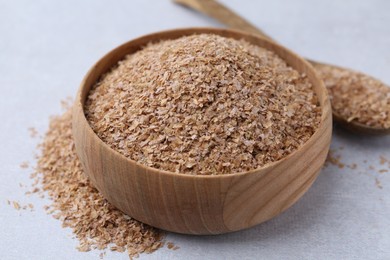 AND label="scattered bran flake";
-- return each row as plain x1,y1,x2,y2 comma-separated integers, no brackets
325,150,345,169
20,161,29,169
347,163,357,170
375,178,383,189
167,242,174,249
379,156,388,165
13,201,21,210
28,127,38,138
85,34,321,175
110,245,126,253
379,169,388,173
77,243,91,252
167,242,179,250
8,200,34,211
314,63,390,129
33,107,164,258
